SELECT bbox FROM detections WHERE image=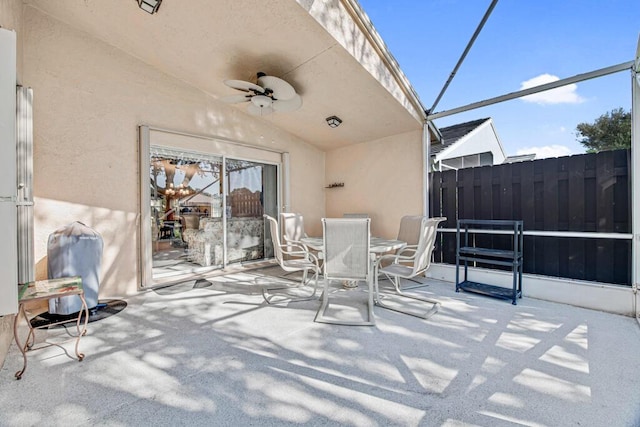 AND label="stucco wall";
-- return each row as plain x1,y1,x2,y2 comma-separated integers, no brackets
325,129,424,239
22,6,325,298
